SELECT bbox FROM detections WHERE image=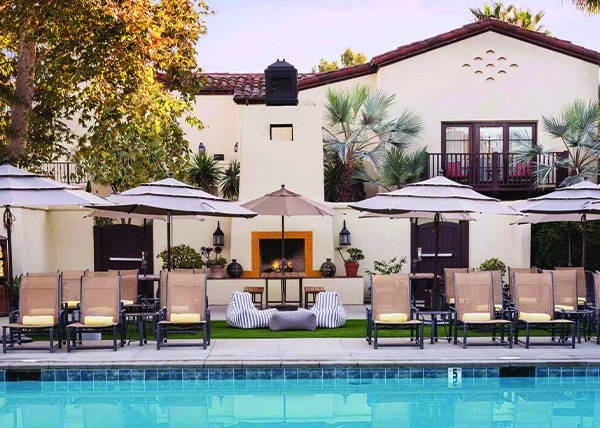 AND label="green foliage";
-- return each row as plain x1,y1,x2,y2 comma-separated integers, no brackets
470,2,549,34
200,246,226,267
188,152,223,196
312,48,367,72
9,275,20,310
338,247,365,263
366,256,407,275
477,257,507,276
571,0,599,14
94,217,116,227
378,146,429,190
514,99,600,188
220,159,240,200
322,85,424,201
0,0,211,189
157,244,203,270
